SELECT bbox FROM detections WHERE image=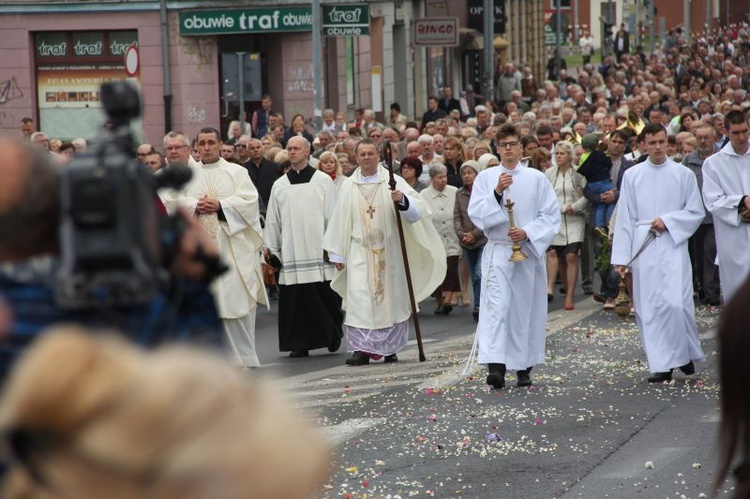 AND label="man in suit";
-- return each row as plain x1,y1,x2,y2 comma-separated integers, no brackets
614,24,630,62
241,137,279,219
583,130,634,309
438,86,461,115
